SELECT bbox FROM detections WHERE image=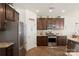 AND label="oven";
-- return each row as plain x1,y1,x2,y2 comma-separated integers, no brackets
48,35,57,47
